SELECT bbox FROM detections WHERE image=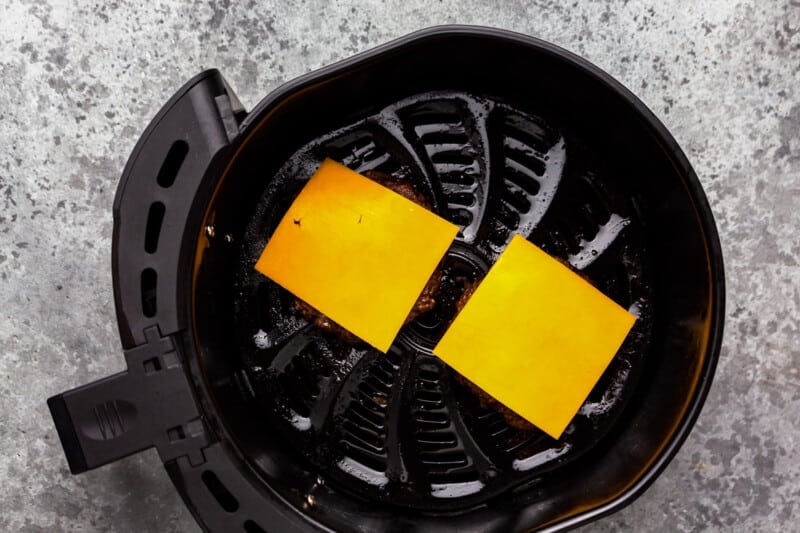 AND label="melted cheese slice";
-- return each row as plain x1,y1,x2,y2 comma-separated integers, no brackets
433,234,636,439
255,159,459,352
